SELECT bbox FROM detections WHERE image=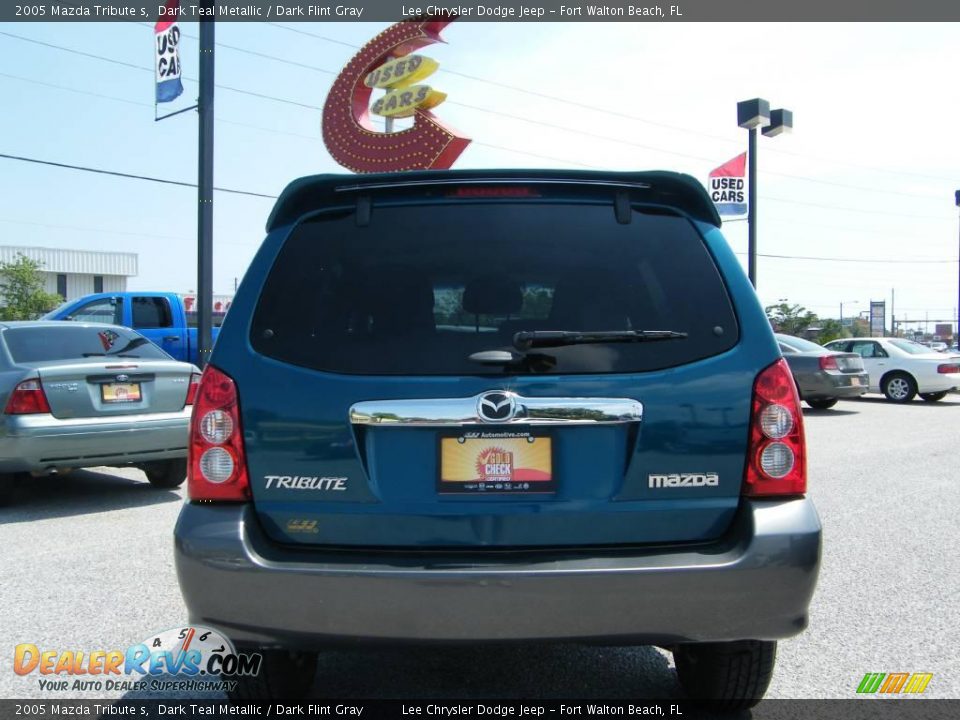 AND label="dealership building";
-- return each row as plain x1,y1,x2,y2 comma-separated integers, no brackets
0,245,137,301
